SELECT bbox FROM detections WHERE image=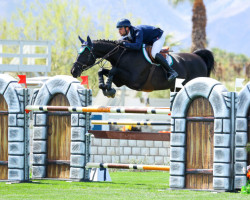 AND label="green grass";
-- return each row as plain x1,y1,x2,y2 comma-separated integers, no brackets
0,171,249,200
